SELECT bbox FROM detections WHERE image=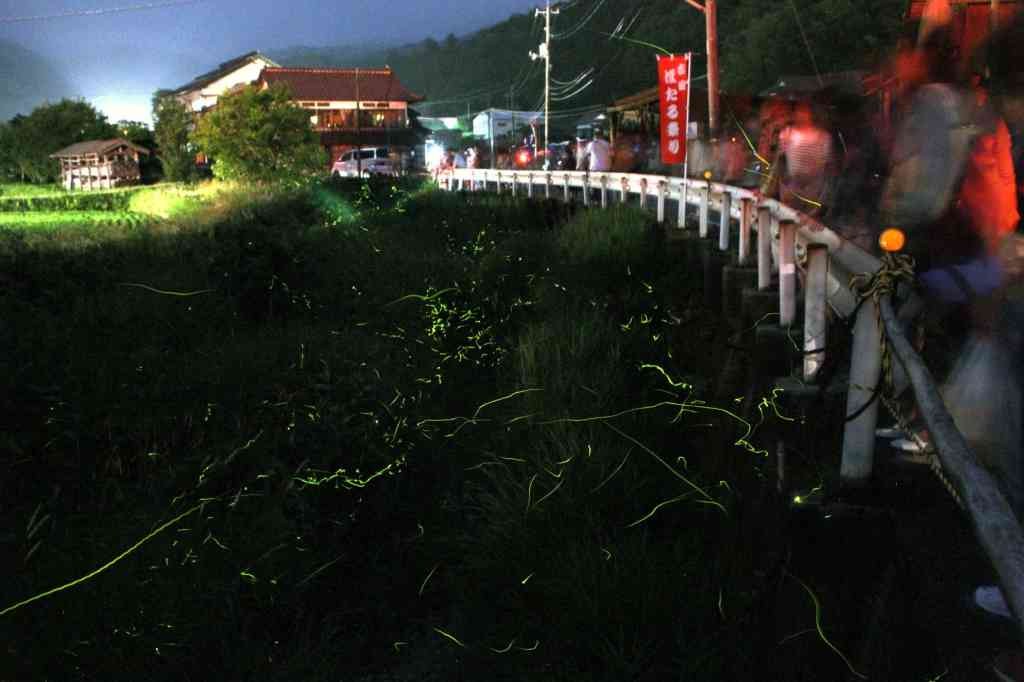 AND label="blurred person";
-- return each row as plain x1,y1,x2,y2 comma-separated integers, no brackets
761,99,836,218
575,138,589,171
587,130,611,173
452,148,467,169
